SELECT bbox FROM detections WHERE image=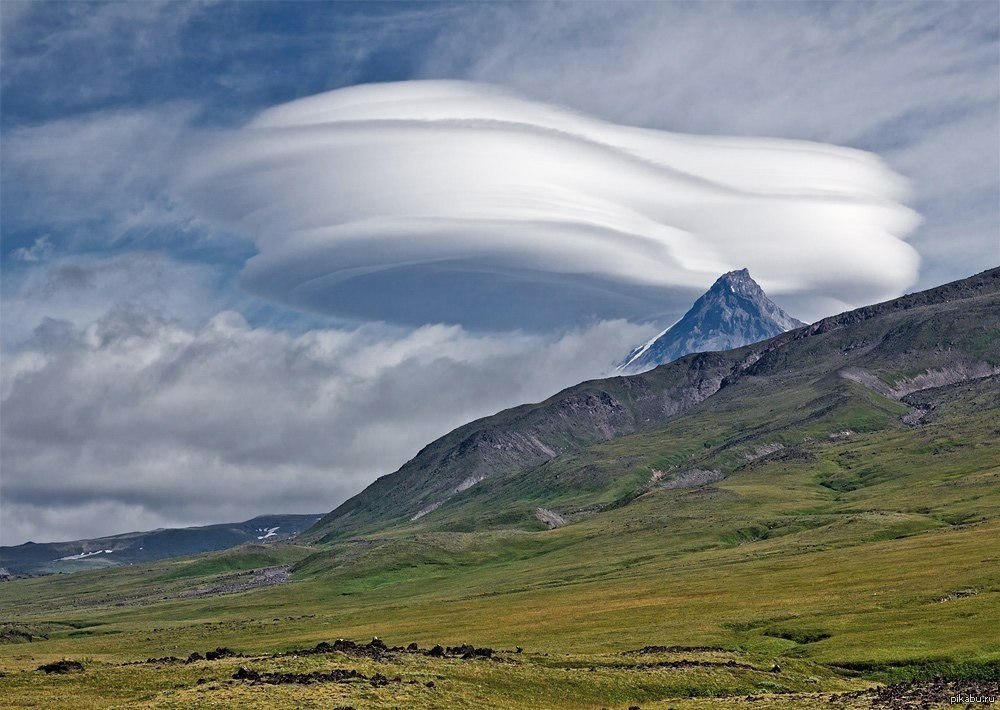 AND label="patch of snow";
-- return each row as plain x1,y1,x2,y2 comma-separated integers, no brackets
455,474,487,493
527,434,556,458
411,473,492,522
57,549,113,561
617,320,680,372
256,526,280,540
411,501,442,521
